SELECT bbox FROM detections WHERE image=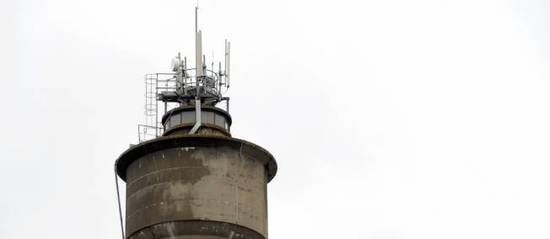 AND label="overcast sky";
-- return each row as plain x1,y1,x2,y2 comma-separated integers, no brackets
1,0,550,238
